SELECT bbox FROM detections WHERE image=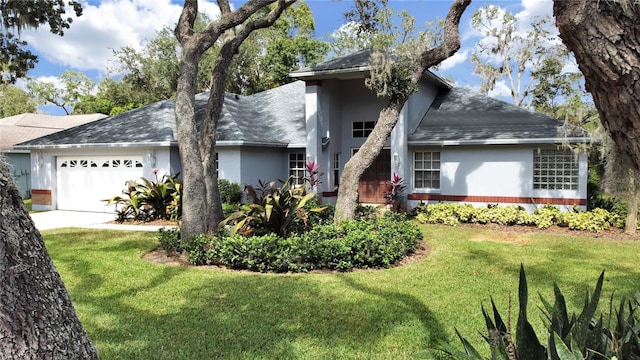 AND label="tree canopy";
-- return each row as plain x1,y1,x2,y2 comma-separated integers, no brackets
0,84,36,117
0,0,82,83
